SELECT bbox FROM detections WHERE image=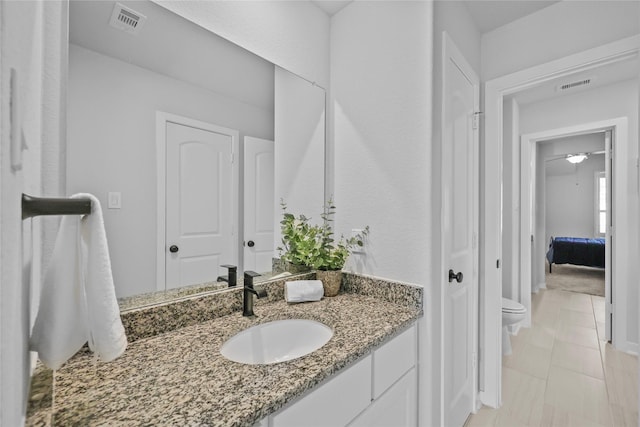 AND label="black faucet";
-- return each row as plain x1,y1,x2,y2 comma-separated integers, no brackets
243,271,266,316
217,264,237,287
